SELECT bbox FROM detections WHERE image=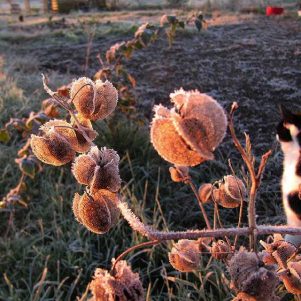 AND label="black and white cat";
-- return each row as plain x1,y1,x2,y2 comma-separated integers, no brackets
277,105,301,246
